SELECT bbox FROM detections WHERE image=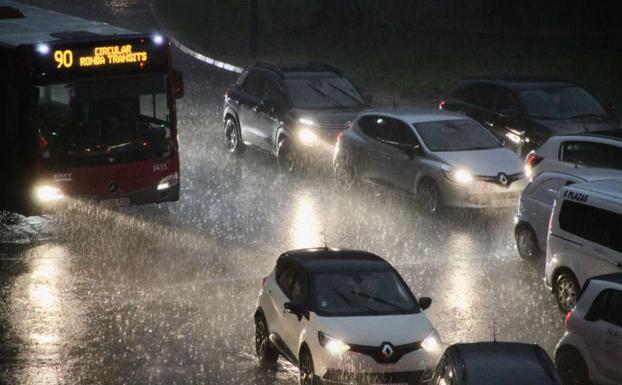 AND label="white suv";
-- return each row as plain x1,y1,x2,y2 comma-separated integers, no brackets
525,132,622,178
555,273,622,385
254,248,442,384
